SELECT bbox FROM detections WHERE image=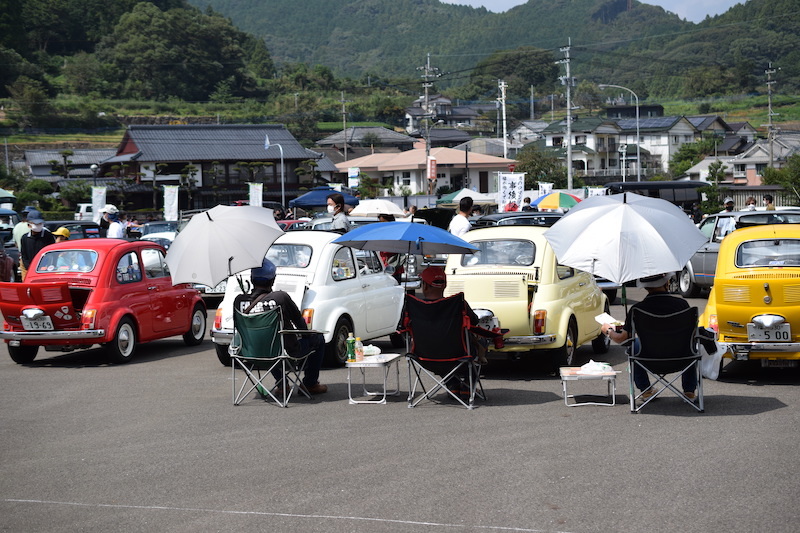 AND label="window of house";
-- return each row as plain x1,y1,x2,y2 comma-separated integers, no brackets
756,163,767,174
401,171,411,186
672,136,680,144
734,164,746,173
552,136,563,147
575,135,587,145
